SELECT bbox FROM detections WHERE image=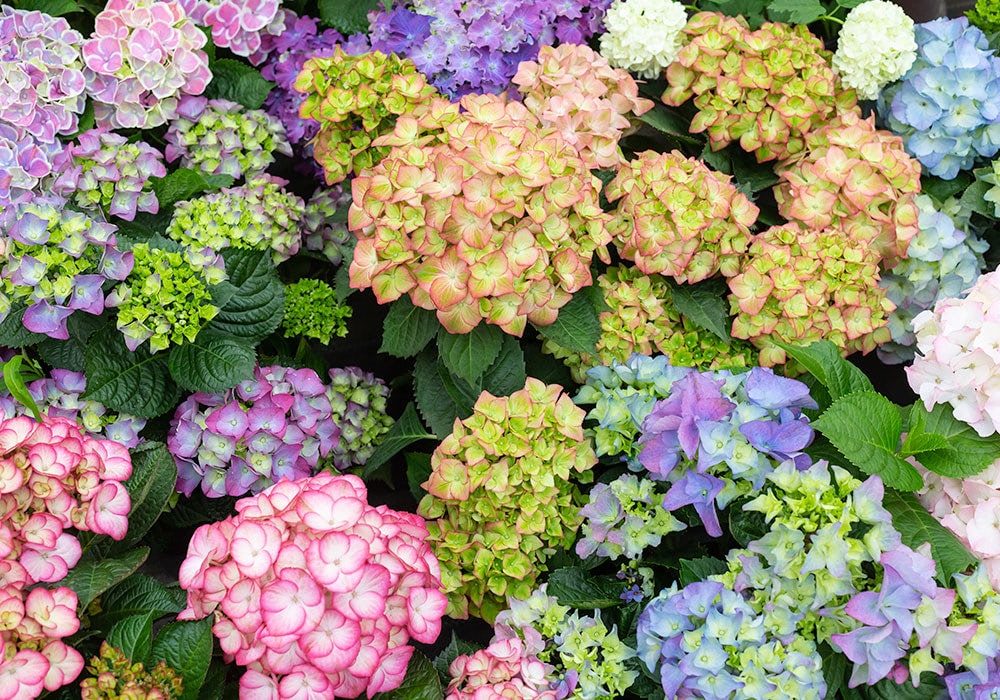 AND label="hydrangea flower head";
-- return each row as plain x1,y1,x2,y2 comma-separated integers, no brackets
663,11,858,162
0,6,86,144
598,0,688,78
512,44,653,170
82,0,211,130
878,16,1000,179
607,150,759,282
445,636,560,700
178,472,447,698
323,367,393,471
300,186,352,267
80,643,183,700
0,123,71,214
417,378,598,620
51,129,166,221
833,0,917,101
282,278,351,344
176,0,284,59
